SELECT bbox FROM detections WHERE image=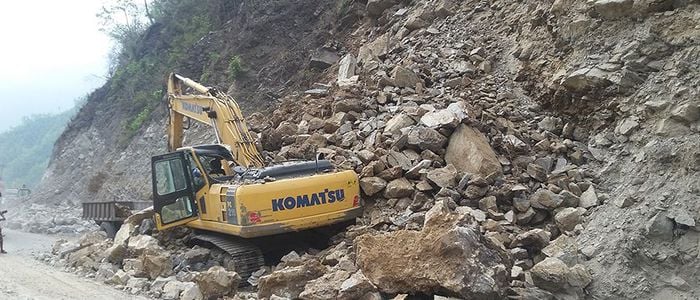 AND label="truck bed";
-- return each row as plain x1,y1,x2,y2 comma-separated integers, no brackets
82,201,152,222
